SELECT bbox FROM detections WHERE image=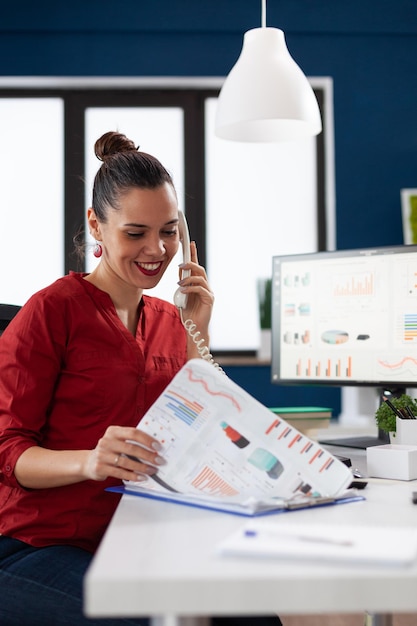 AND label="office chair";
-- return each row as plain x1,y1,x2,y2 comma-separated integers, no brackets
0,304,21,335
